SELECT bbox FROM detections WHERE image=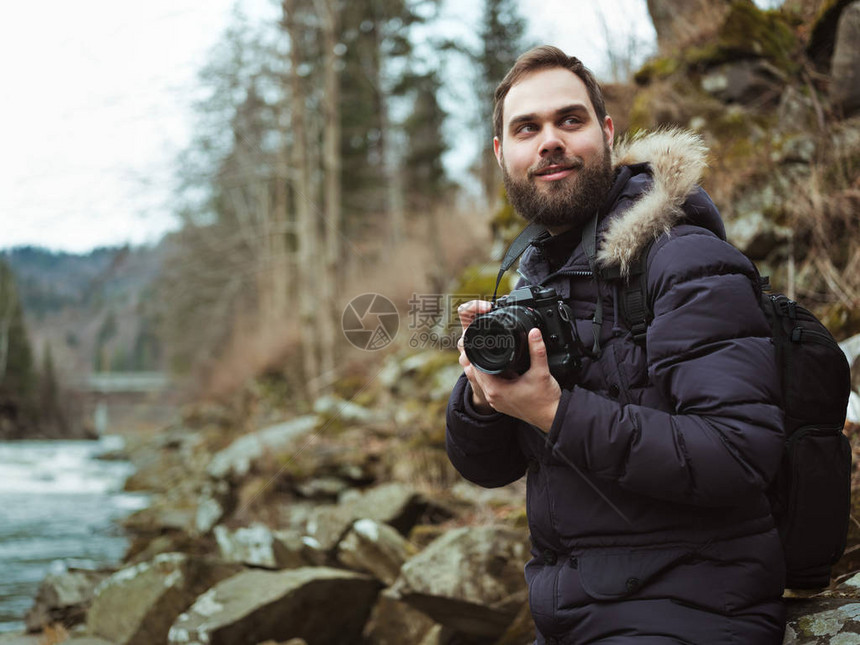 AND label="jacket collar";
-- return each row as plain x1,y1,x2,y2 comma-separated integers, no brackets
597,128,710,277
